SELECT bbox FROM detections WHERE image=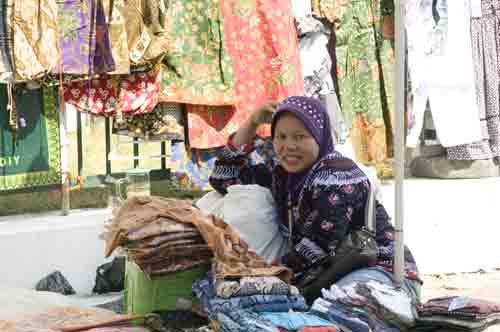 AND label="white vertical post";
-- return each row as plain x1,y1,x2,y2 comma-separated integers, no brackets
393,0,406,288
